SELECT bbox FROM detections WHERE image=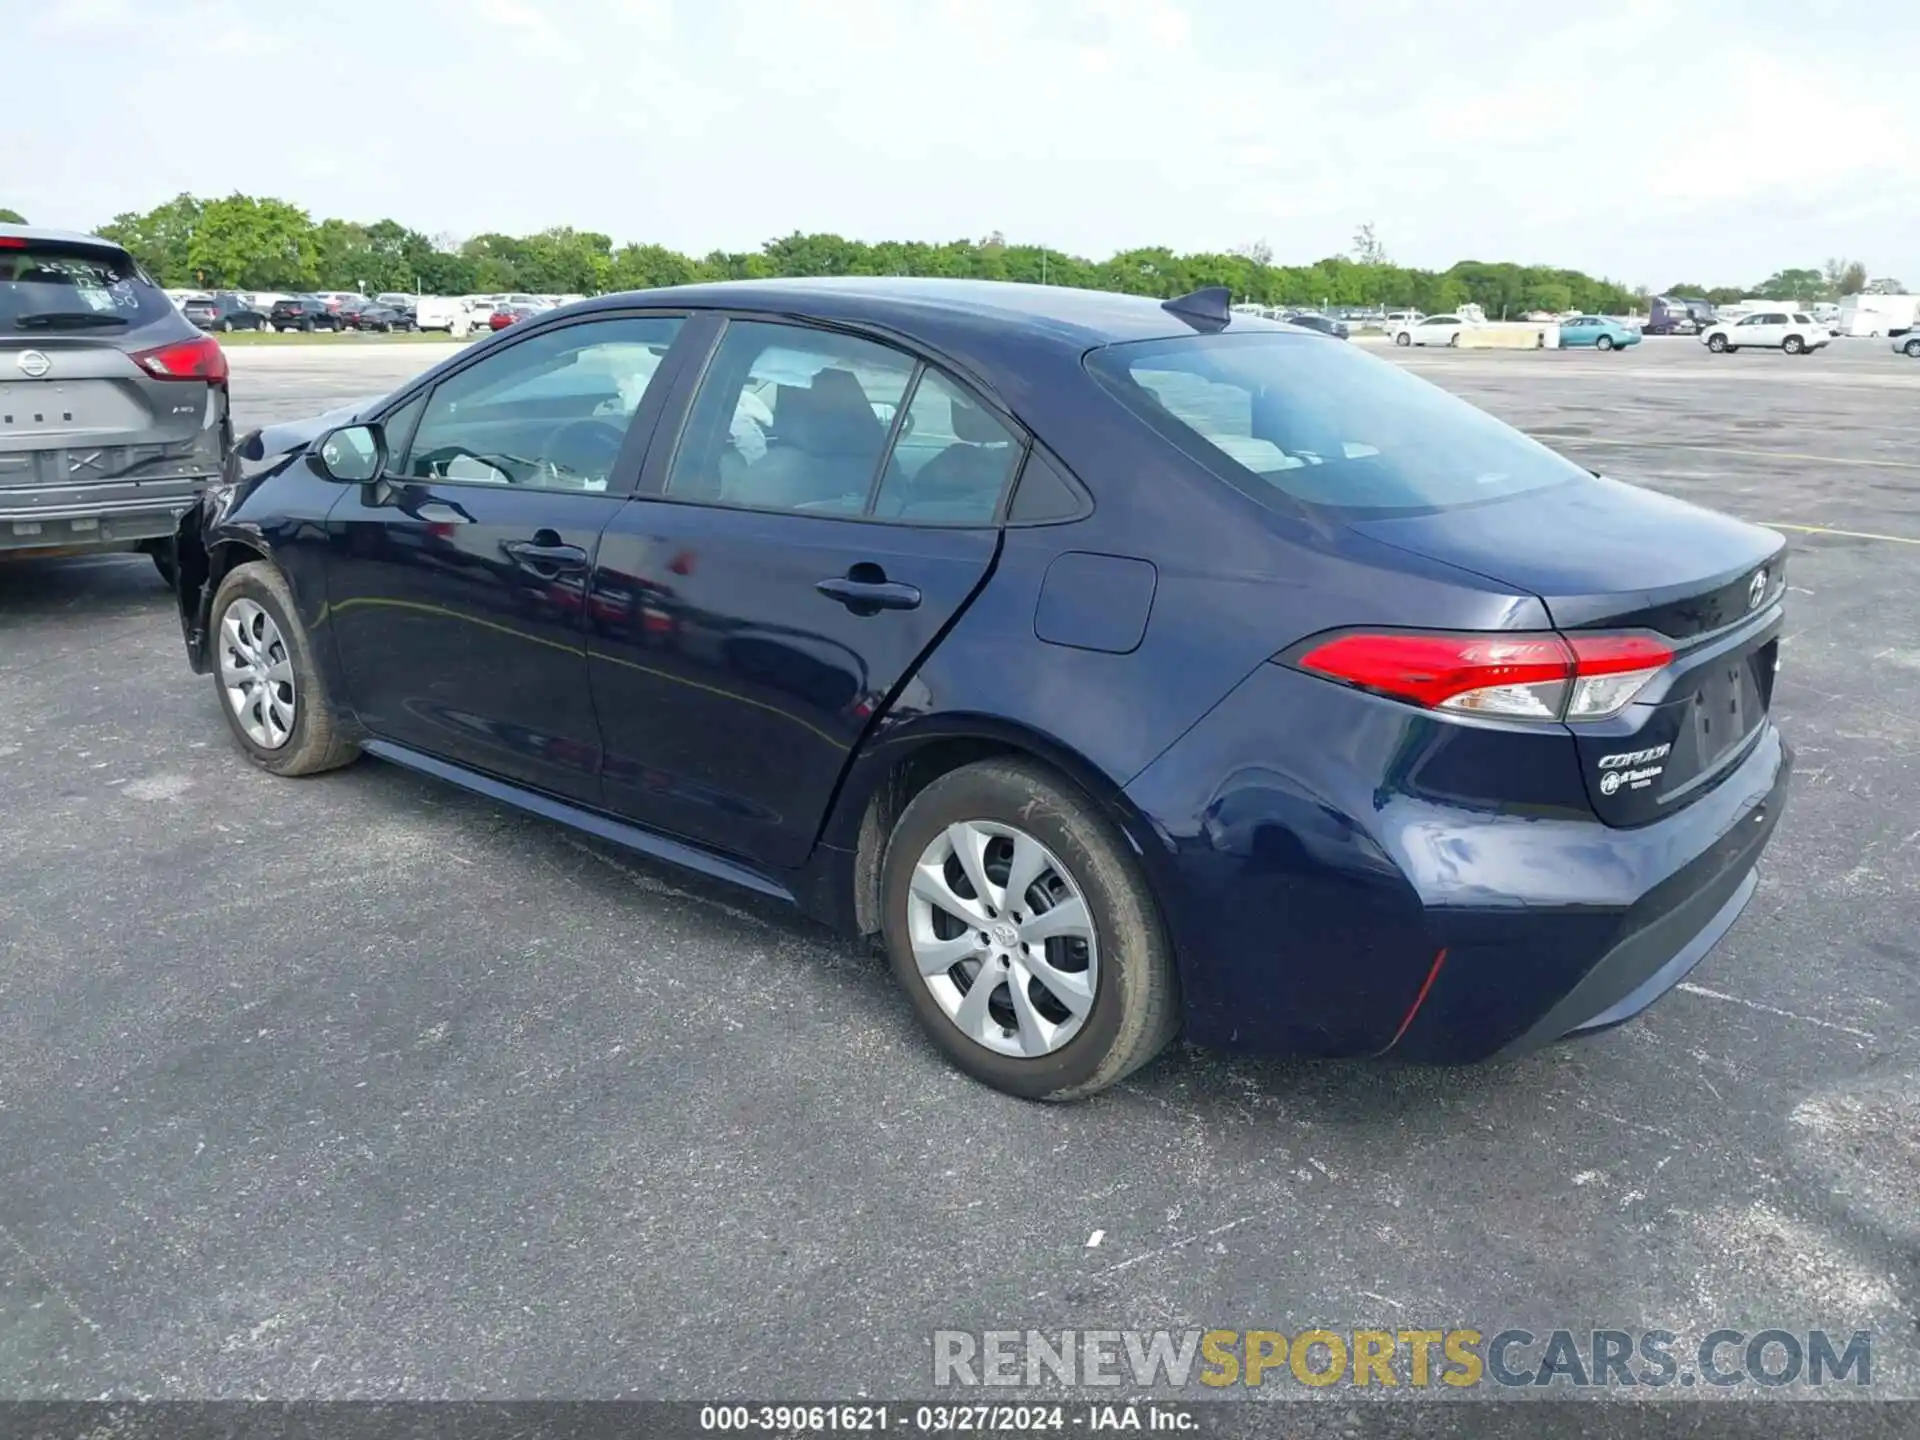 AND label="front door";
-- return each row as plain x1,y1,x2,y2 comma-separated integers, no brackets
586,318,1024,868
325,313,686,801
